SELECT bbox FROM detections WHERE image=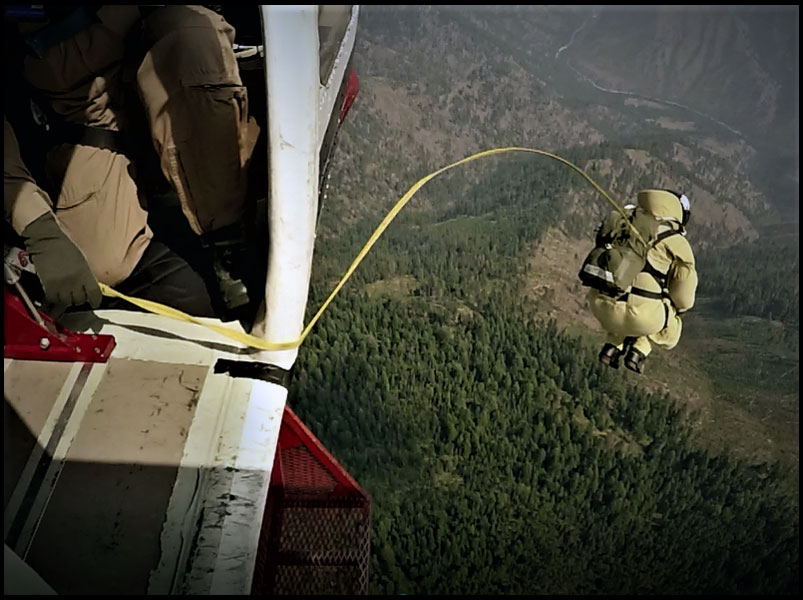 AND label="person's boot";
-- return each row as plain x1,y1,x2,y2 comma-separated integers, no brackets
203,224,250,313
598,343,621,369
623,346,647,374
